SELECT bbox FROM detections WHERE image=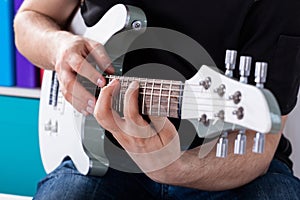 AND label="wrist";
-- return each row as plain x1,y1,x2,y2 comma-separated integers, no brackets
146,151,188,185
50,30,75,68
